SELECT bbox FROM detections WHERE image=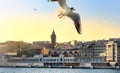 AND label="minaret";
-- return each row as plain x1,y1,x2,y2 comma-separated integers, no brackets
51,30,56,49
